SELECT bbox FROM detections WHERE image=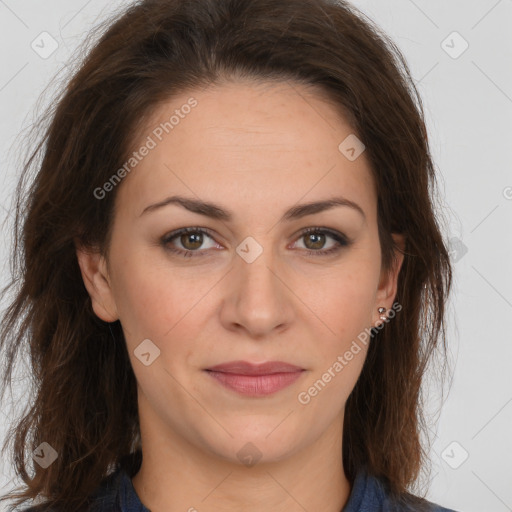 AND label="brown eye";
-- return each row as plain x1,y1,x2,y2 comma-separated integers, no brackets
303,232,327,250
179,231,204,250
161,226,350,259
294,228,350,256
161,227,218,257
